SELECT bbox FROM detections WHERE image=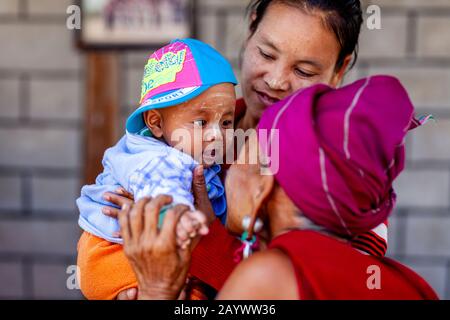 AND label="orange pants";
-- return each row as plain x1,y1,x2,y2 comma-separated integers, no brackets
77,232,137,300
